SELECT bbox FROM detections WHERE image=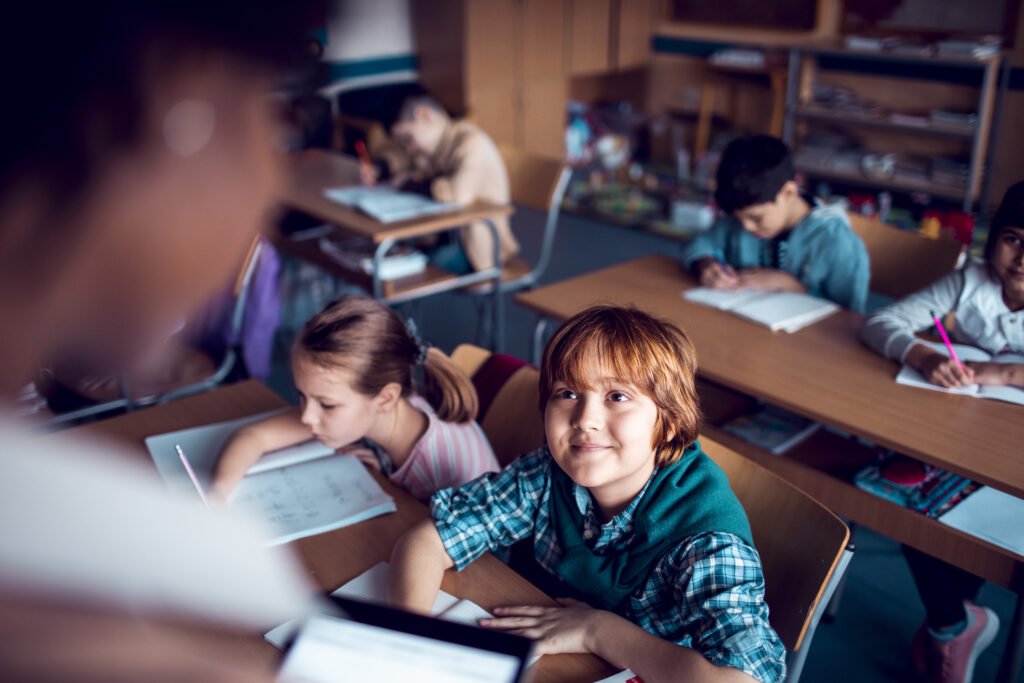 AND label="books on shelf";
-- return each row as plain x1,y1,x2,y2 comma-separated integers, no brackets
939,486,1024,557
854,452,975,517
722,404,820,455
265,562,497,649
682,287,840,333
709,48,765,69
319,235,428,280
145,412,396,546
323,186,462,223
895,341,1024,406
935,38,1000,59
